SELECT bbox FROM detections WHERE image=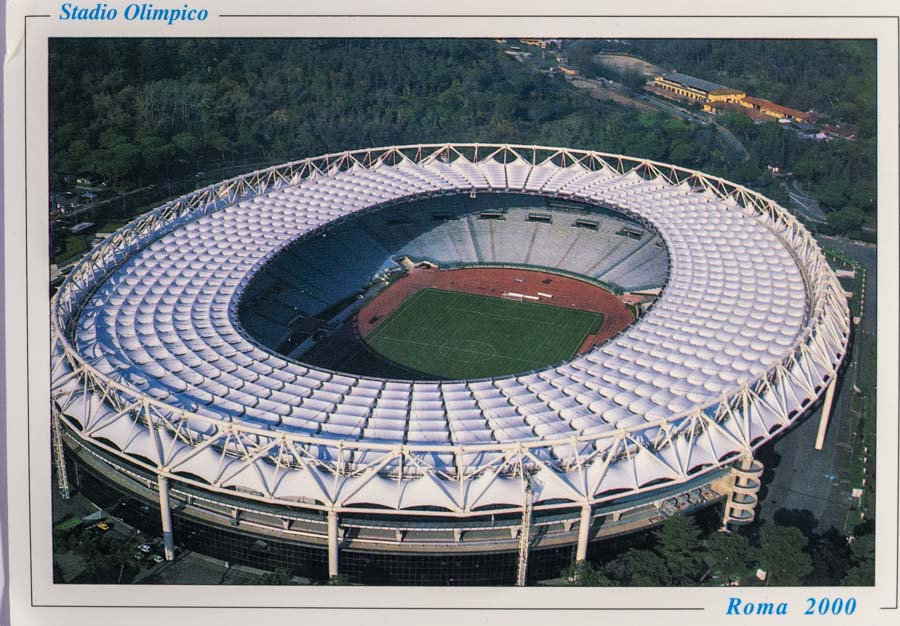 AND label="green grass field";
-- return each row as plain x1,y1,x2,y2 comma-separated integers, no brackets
363,288,603,379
